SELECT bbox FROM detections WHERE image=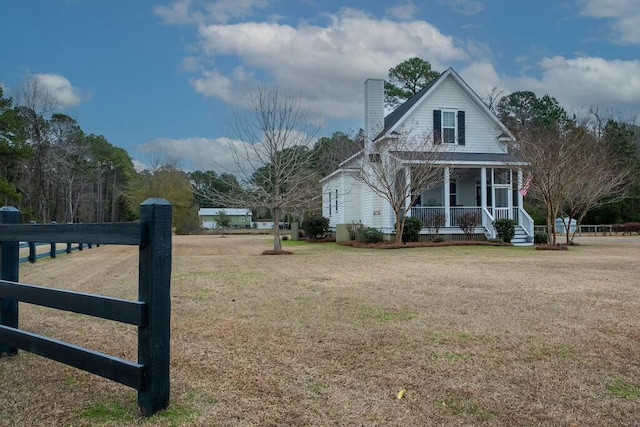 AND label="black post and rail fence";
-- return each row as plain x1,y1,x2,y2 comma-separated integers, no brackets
0,198,172,417
23,239,94,264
